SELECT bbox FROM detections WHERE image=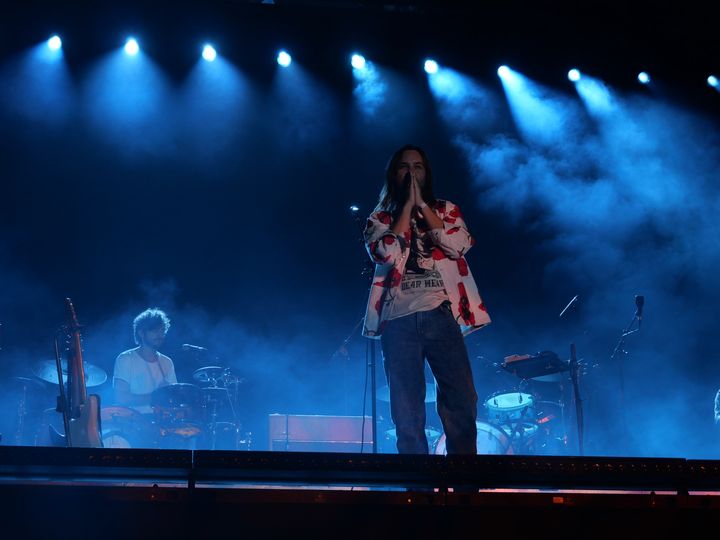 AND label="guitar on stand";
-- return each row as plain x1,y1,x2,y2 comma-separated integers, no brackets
49,298,103,447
